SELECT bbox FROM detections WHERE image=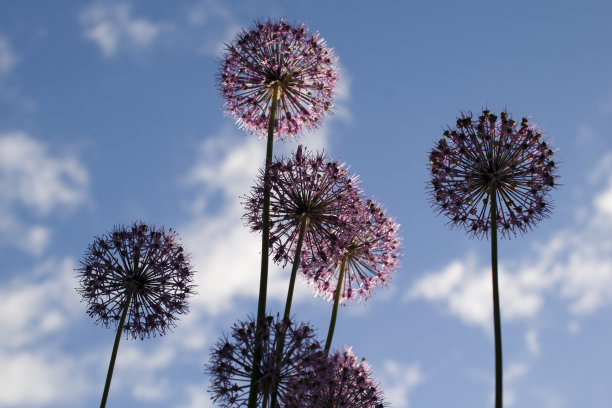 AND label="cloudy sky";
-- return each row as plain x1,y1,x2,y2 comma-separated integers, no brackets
1,1,612,407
